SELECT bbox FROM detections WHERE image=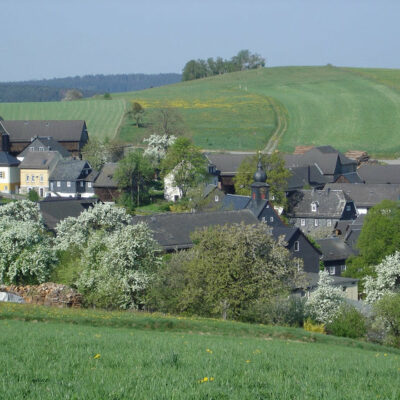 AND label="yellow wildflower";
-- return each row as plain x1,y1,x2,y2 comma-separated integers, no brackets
93,354,101,359
210,377,215,381
246,360,251,363
203,377,208,382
